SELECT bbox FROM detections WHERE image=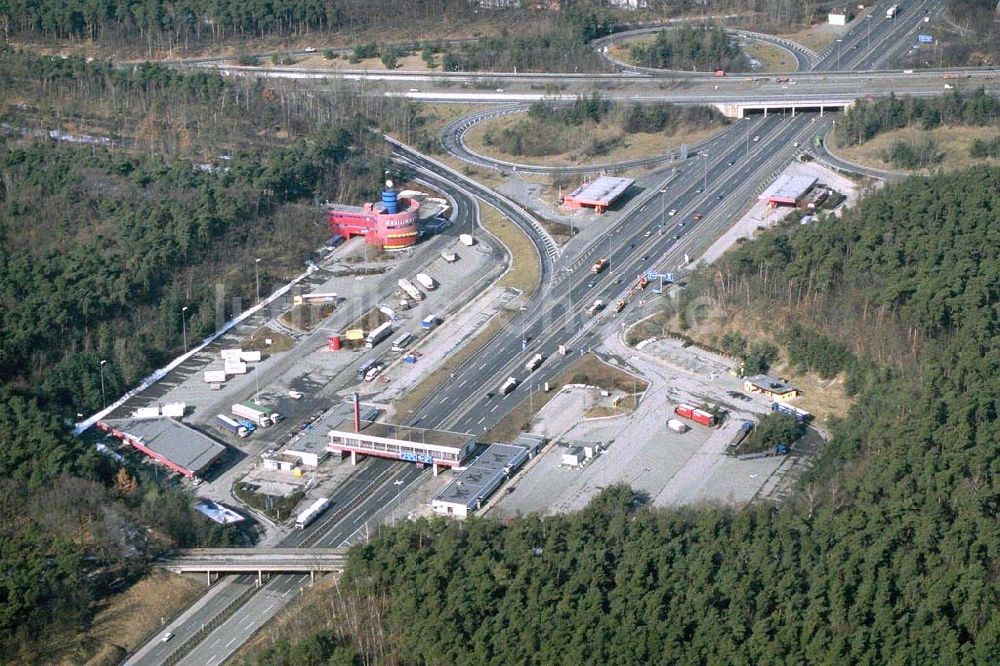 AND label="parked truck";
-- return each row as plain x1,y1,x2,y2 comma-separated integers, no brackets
216,414,249,438
415,273,437,290
667,418,689,433
459,233,474,246
420,315,439,330
234,417,257,433
441,250,458,263
591,257,609,275
770,402,812,424
365,321,394,349
232,402,280,427
295,497,330,529
204,370,227,384
525,353,544,372
500,376,518,396
397,278,424,302
674,403,717,427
